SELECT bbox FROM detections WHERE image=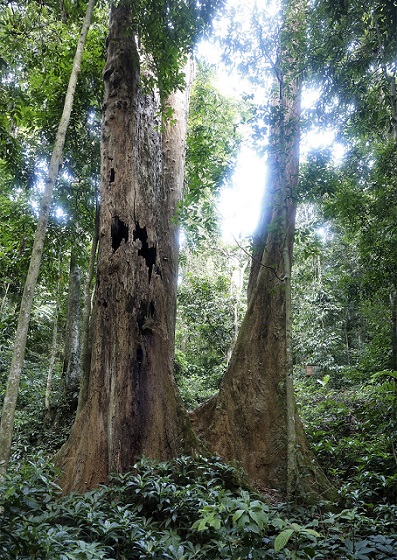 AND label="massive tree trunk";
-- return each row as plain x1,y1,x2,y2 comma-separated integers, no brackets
190,80,301,493
56,5,196,493
0,0,95,479
191,0,332,498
